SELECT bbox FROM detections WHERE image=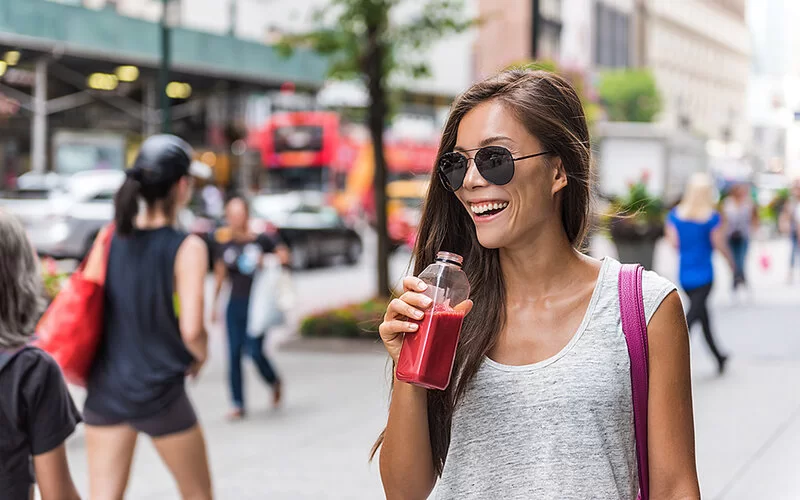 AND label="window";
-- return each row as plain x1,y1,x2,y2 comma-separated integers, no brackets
273,126,324,153
594,3,630,68
90,191,116,202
